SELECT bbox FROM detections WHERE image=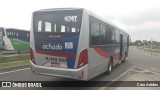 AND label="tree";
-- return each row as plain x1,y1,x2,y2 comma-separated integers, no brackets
135,40,142,46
